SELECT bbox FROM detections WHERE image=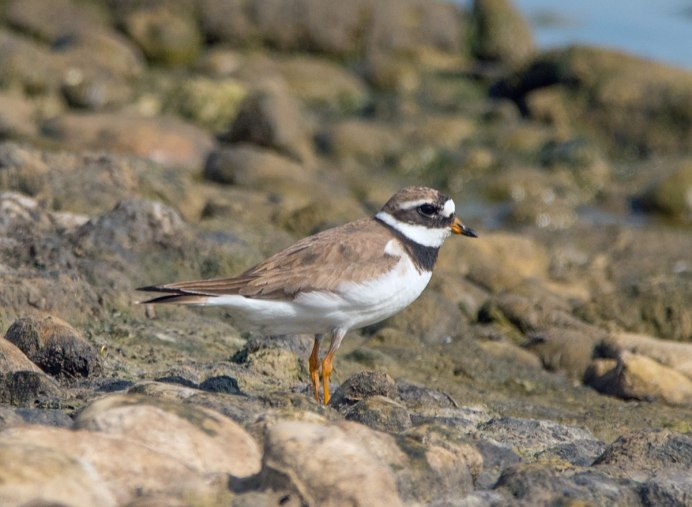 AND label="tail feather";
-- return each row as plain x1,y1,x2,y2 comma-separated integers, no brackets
138,293,210,305
137,285,211,305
